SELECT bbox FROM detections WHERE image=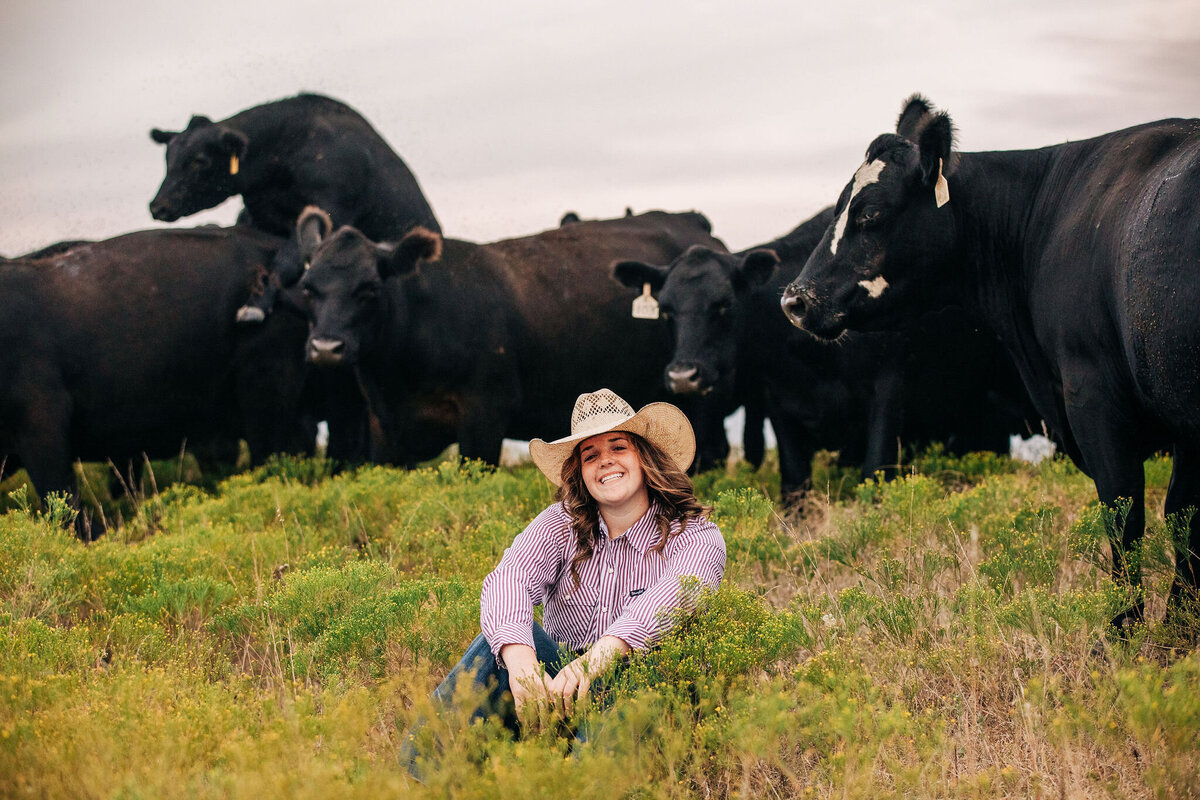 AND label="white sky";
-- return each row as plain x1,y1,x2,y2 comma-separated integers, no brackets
2,0,1197,255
